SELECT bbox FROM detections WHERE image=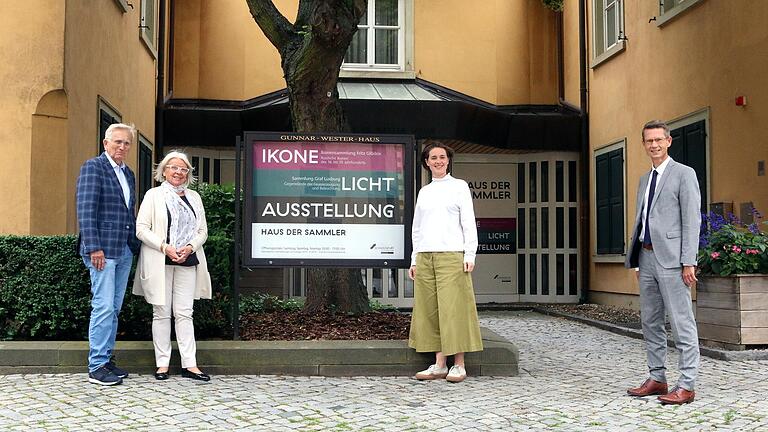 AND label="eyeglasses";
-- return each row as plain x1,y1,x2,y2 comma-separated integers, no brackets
166,165,190,174
643,137,668,145
110,139,132,147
